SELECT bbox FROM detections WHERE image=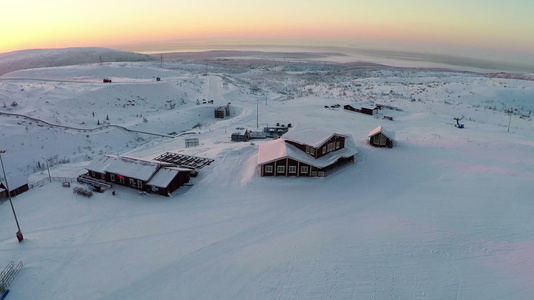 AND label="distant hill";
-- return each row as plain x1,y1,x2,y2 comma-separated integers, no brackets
0,47,156,76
